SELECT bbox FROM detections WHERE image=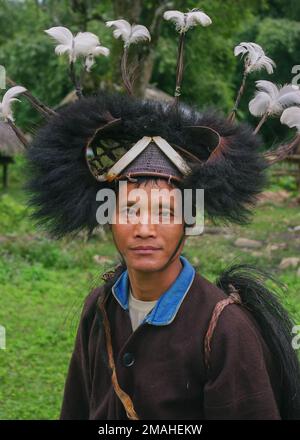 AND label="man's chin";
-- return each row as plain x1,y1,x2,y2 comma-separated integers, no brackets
126,256,164,272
